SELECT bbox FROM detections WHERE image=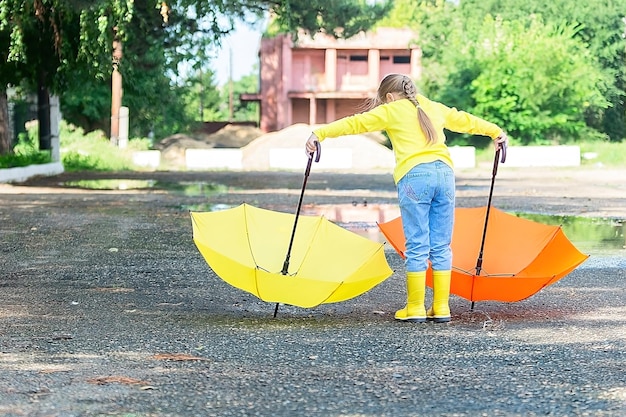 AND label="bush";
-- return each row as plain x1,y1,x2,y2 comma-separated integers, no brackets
59,122,150,171
0,128,51,168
